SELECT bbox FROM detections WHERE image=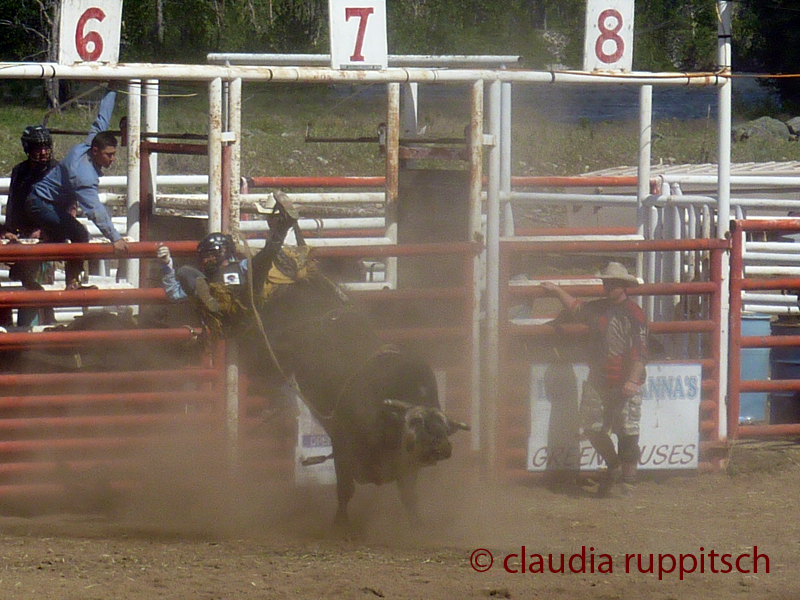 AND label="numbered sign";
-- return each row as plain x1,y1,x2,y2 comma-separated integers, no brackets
59,0,123,65
583,0,634,72
328,0,388,70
